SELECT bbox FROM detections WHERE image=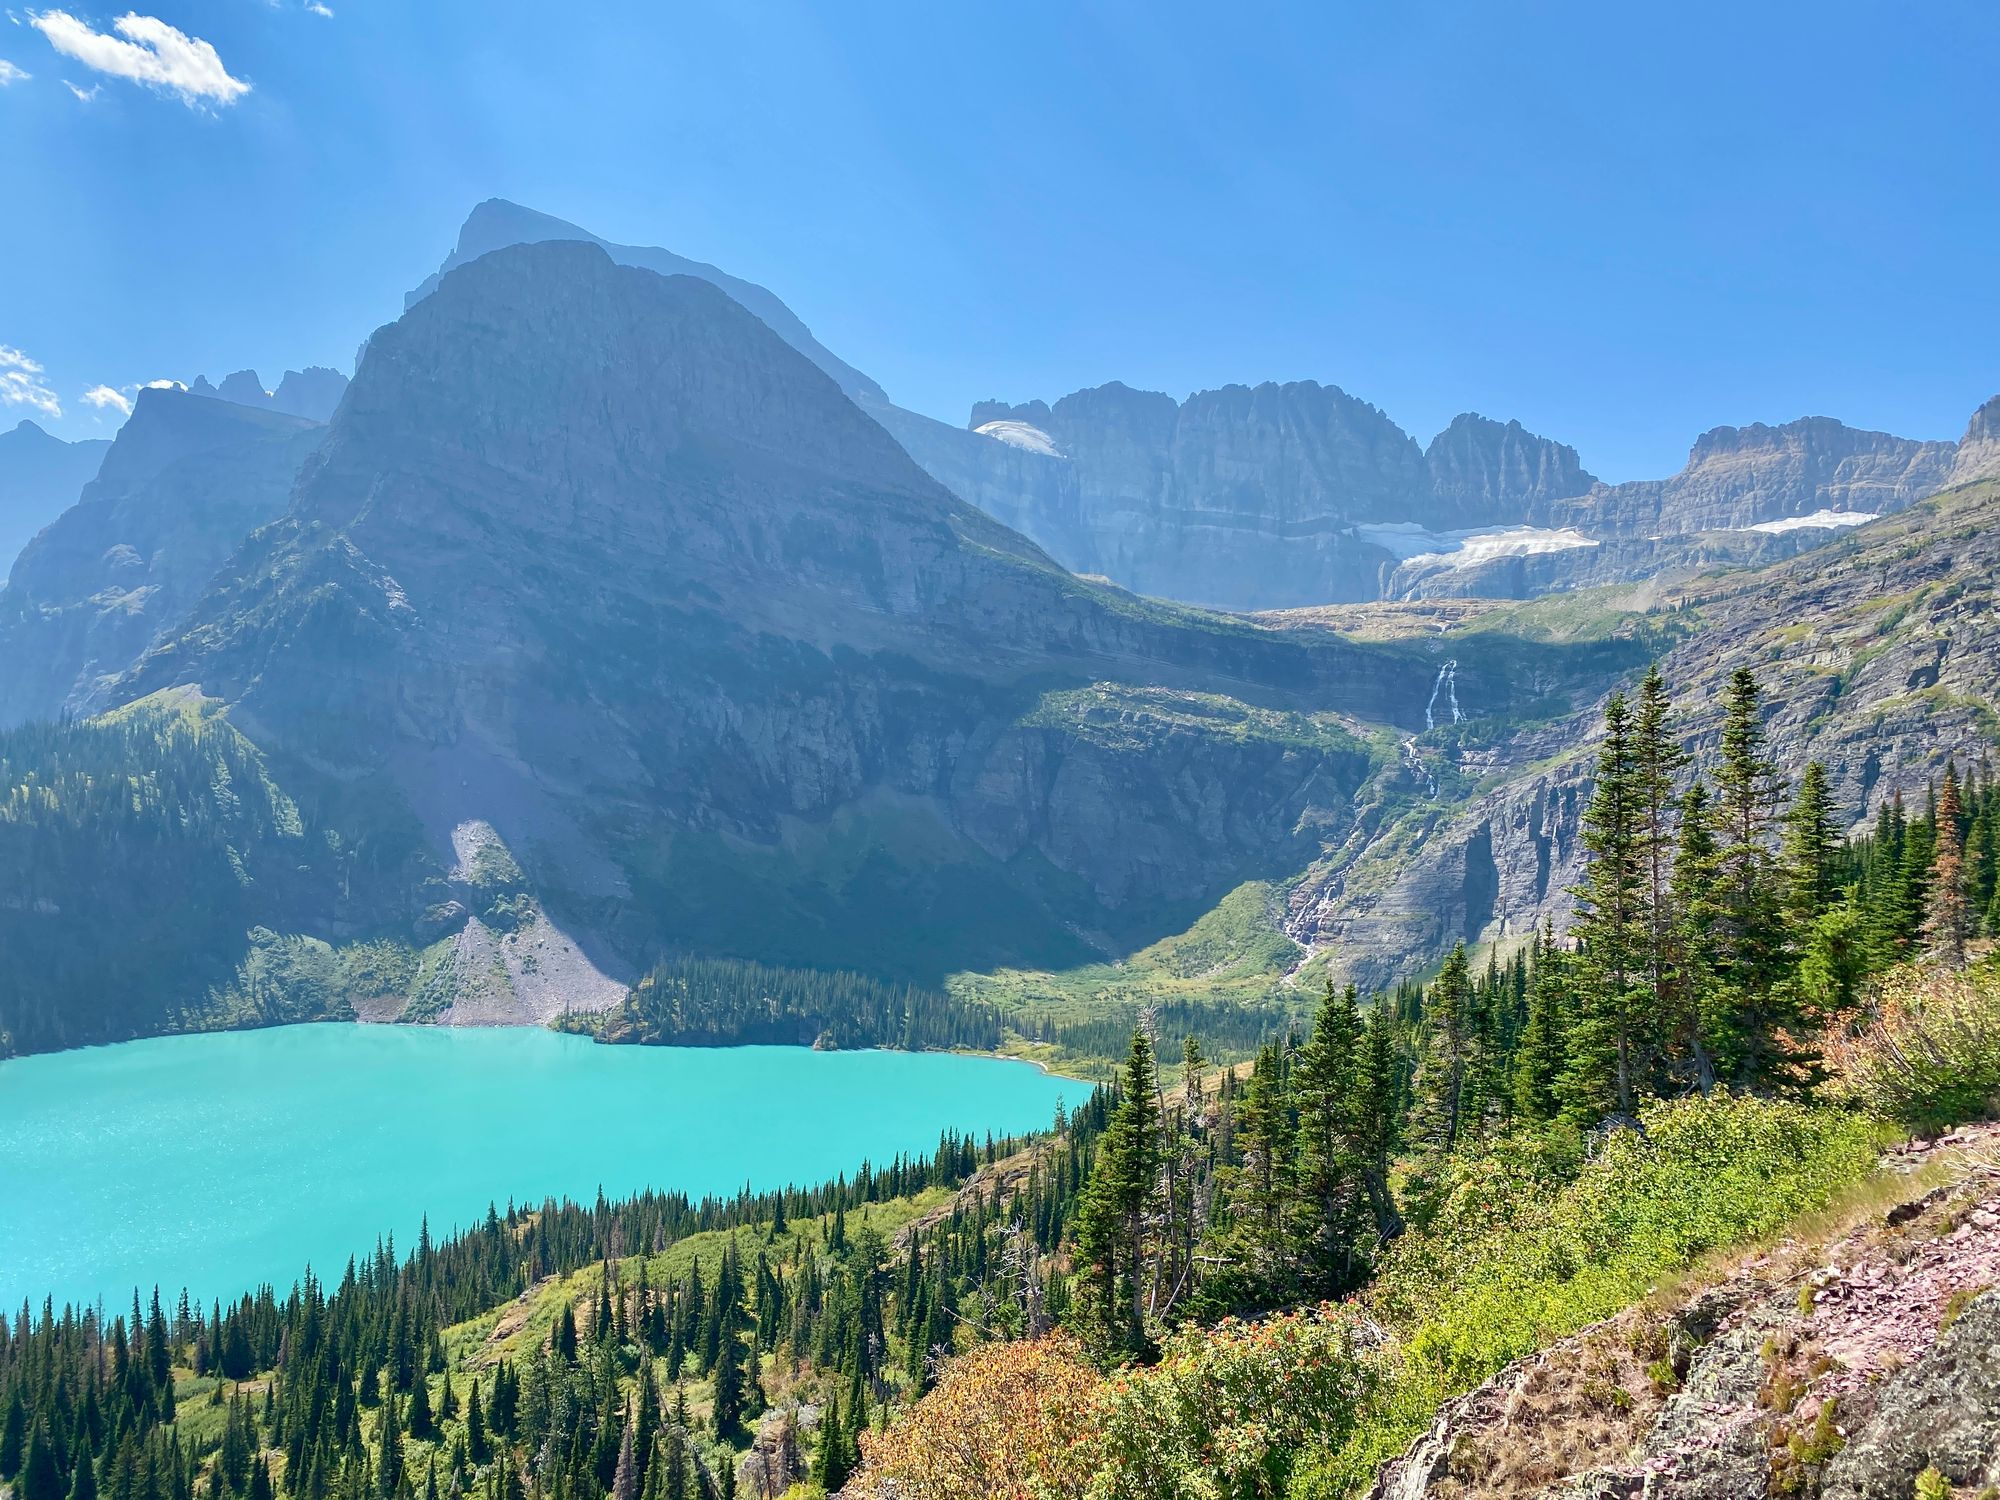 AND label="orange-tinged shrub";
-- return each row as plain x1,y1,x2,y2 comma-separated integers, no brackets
852,1335,1105,1500
1828,958,2000,1133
